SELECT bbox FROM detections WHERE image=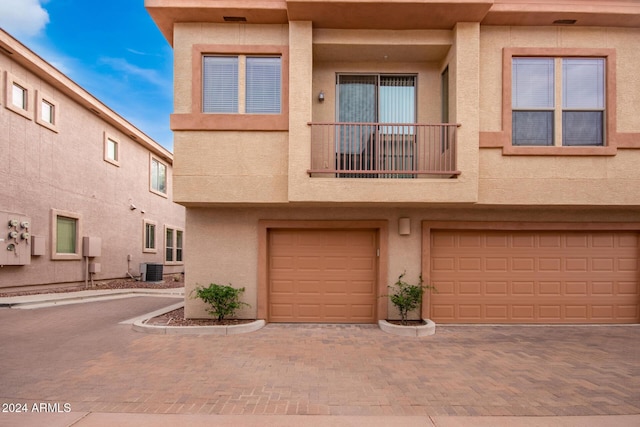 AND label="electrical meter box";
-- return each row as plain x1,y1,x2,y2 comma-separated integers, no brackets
1,211,32,266
83,236,102,257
